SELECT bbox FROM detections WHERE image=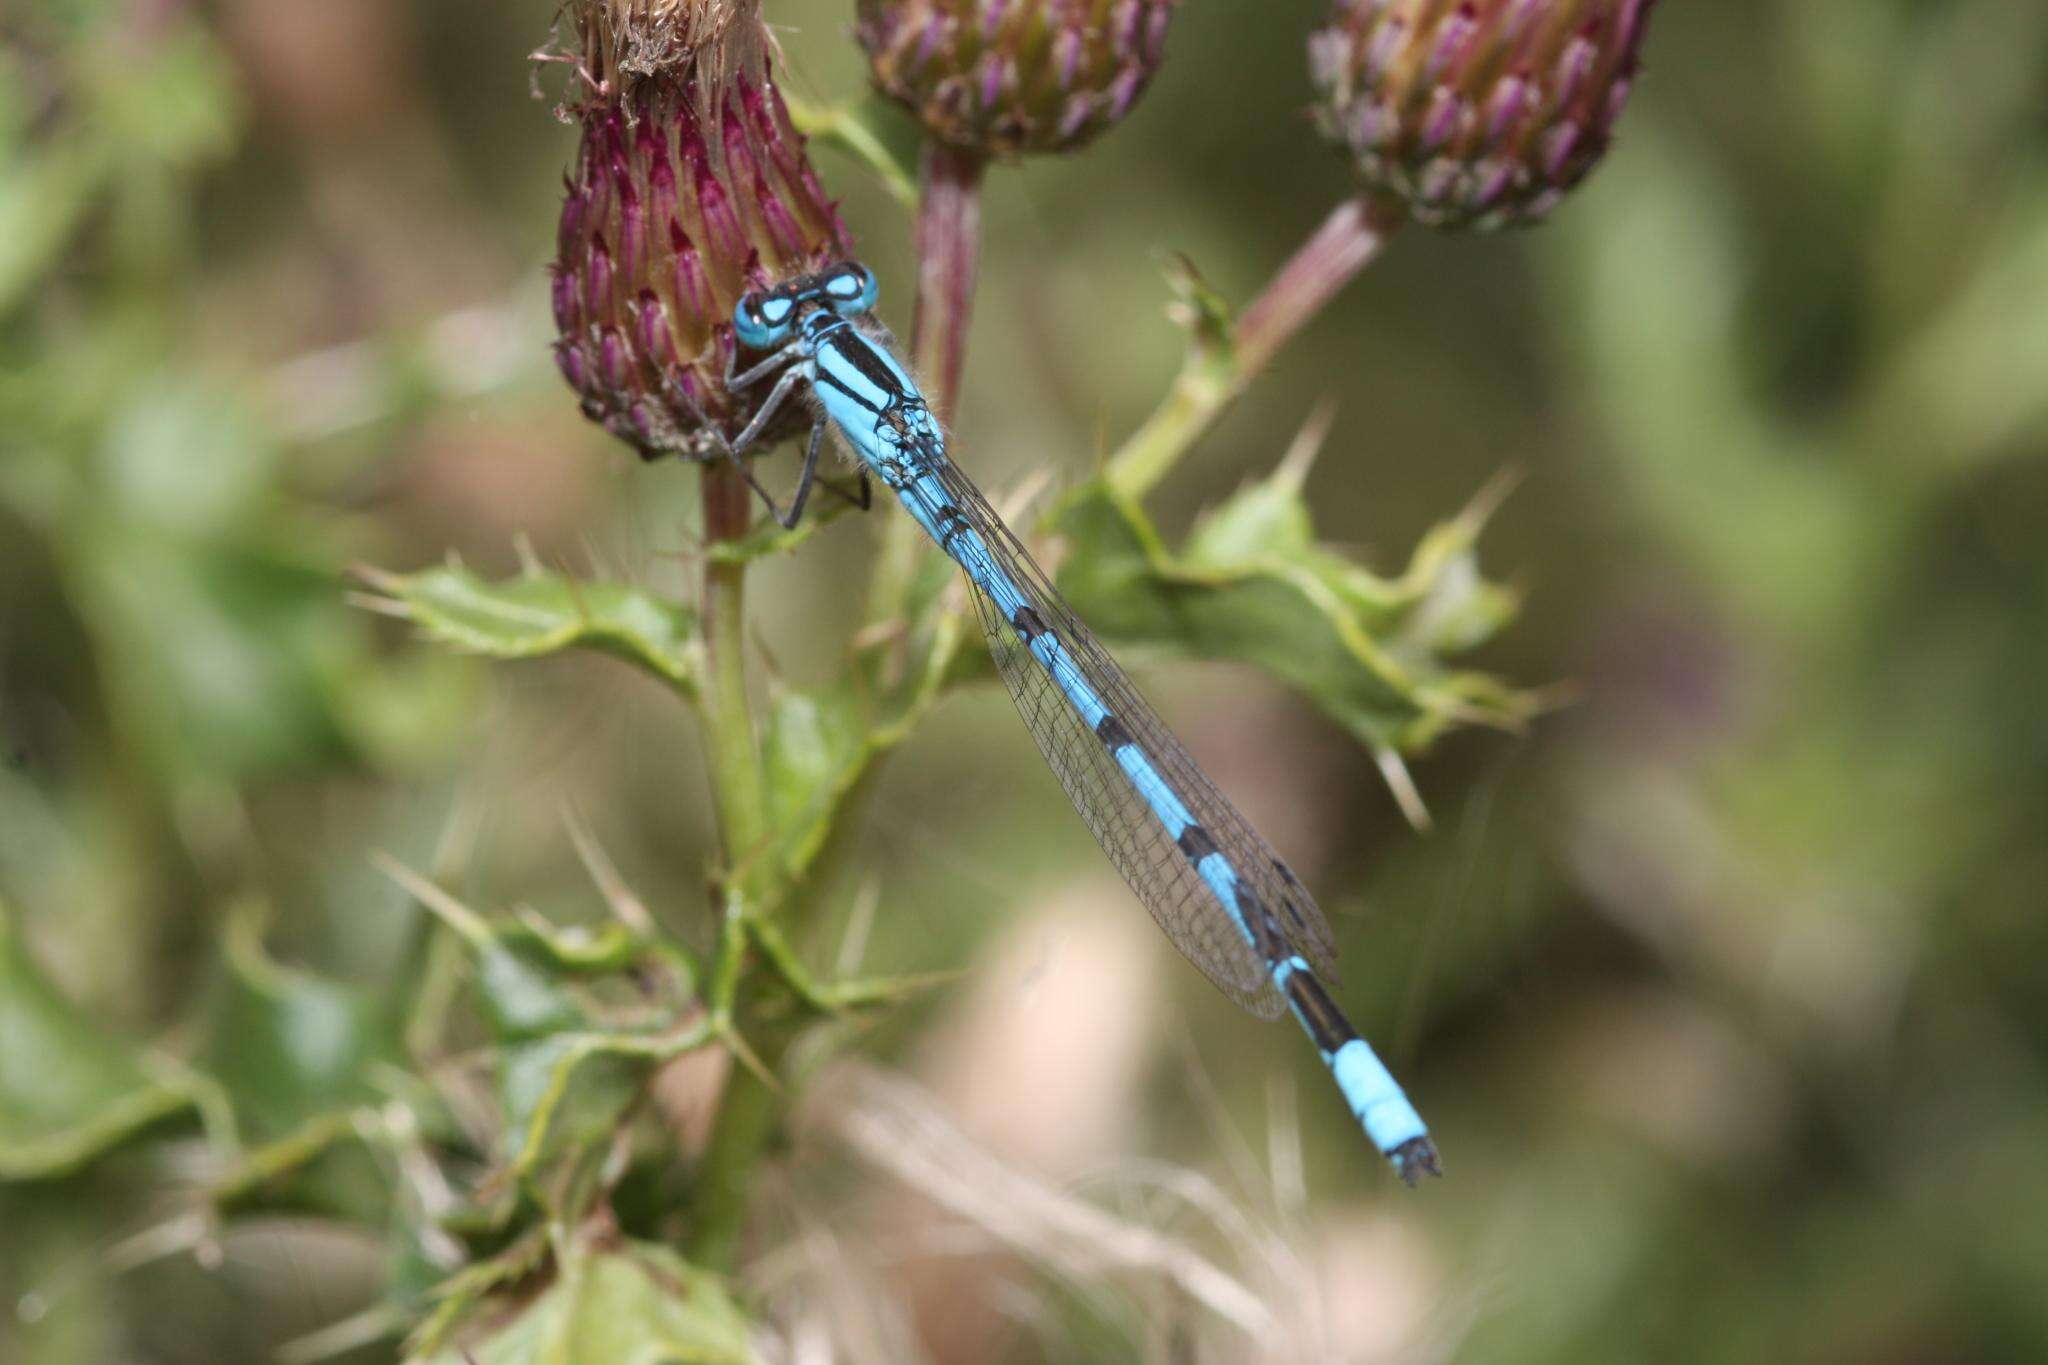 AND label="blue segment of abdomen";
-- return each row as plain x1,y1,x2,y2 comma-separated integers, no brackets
1332,1039,1428,1152
934,501,1205,848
